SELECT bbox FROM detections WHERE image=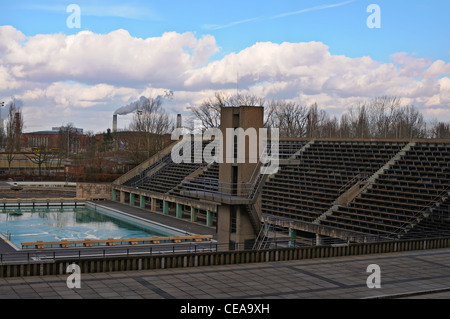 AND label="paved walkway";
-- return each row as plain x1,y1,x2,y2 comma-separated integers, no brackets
0,248,449,300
